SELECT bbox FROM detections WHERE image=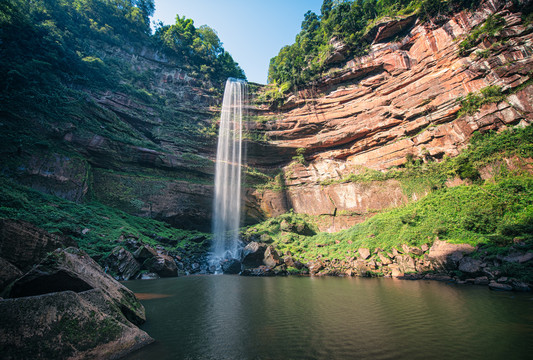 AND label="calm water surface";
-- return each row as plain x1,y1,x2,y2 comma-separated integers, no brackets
124,276,533,360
